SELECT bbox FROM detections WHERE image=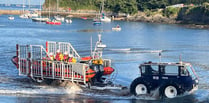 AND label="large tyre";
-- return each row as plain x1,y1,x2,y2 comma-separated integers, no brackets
130,77,149,96
161,85,179,98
